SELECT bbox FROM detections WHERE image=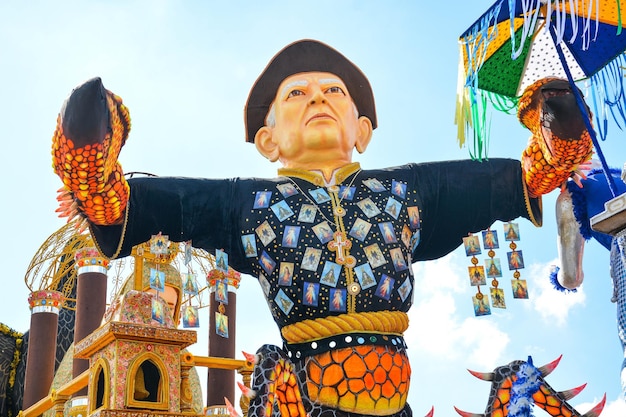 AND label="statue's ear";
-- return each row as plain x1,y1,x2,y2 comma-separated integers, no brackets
254,127,279,162
355,116,373,154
